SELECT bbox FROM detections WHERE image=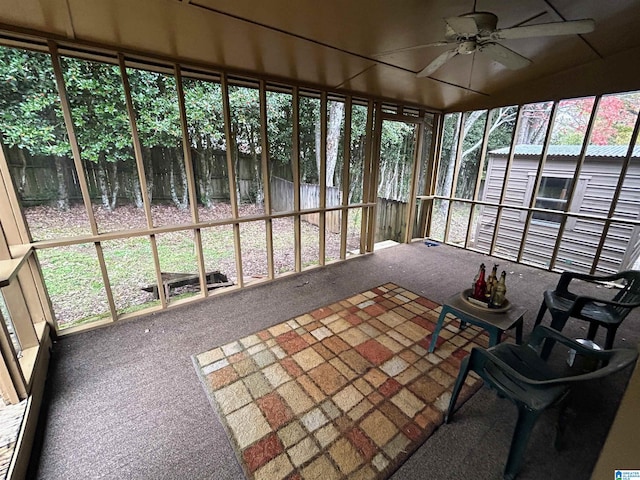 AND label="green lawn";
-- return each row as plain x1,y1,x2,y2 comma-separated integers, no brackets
31,204,363,329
